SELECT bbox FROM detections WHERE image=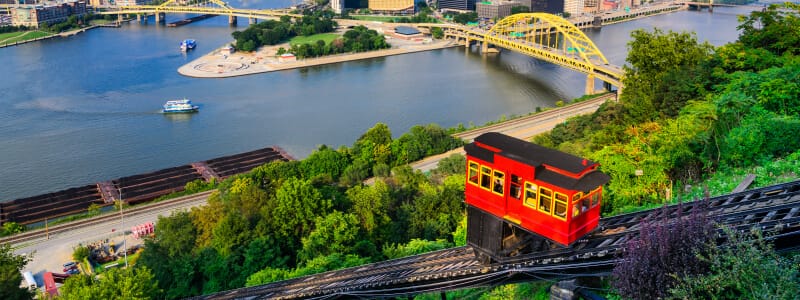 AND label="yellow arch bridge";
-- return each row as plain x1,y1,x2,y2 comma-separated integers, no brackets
98,4,622,94
421,13,624,94
97,0,300,25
